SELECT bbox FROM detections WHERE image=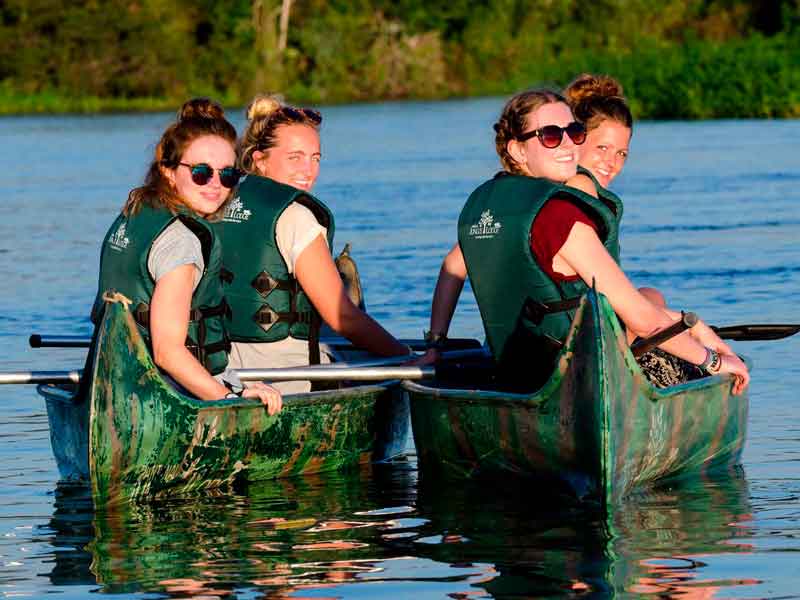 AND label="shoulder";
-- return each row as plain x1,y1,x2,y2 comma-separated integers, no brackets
277,201,323,231
537,198,597,231
565,173,598,197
